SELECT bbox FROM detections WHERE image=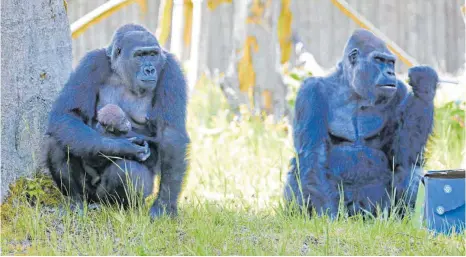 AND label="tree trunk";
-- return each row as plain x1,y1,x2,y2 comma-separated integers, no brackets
1,0,72,203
